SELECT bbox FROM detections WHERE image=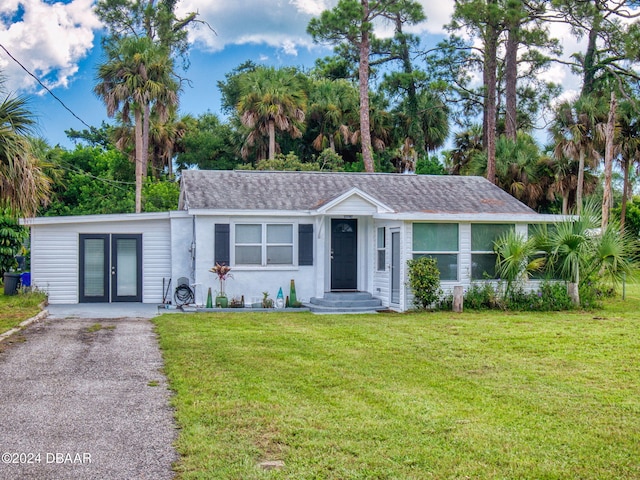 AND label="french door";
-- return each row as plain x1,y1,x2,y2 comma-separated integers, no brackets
79,234,142,303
